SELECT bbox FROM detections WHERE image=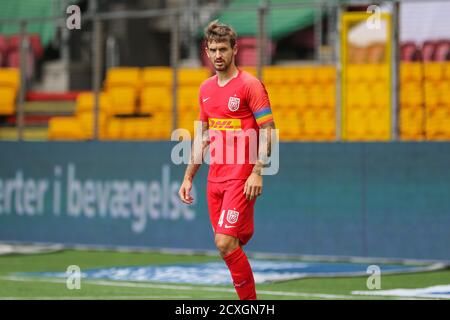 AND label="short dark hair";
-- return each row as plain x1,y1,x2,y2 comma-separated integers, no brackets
204,20,237,48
